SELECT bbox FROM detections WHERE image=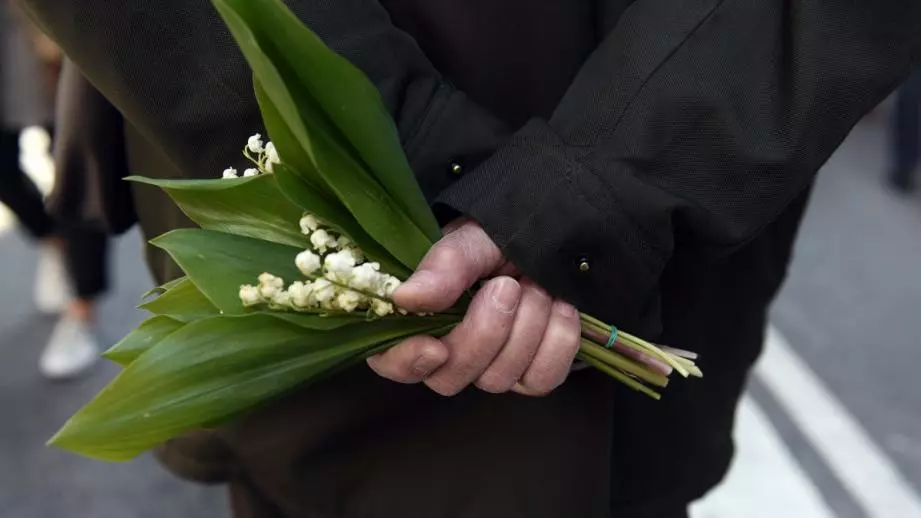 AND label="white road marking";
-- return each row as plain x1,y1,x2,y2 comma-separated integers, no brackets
691,396,836,518
759,327,921,517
